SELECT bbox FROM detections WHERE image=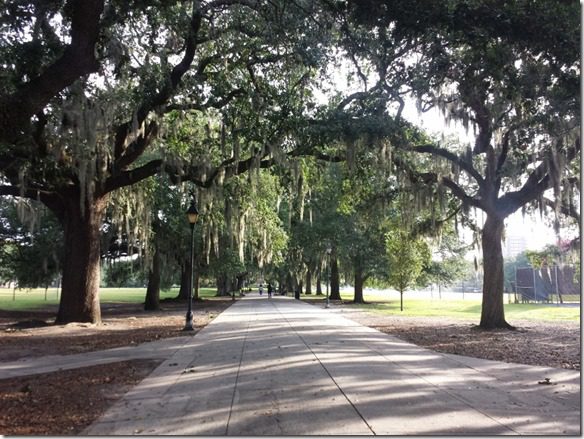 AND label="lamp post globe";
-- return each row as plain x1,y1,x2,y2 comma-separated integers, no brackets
184,199,199,331
325,244,332,309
